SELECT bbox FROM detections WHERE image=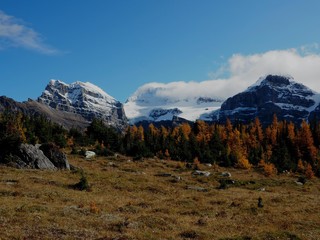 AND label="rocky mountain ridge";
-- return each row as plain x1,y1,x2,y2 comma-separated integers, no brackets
0,80,128,131
38,80,127,130
208,75,320,126
1,75,320,130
